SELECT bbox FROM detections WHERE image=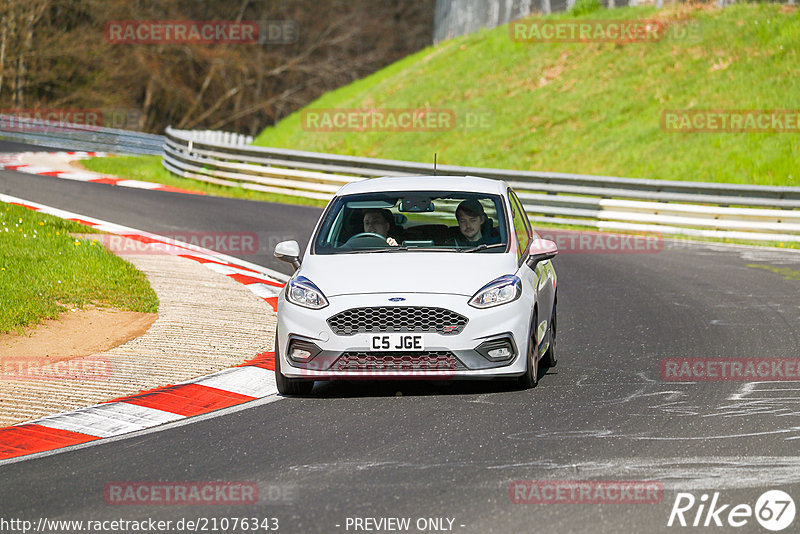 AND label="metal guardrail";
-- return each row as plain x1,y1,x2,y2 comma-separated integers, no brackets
162,126,800,242
0,115,164,155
